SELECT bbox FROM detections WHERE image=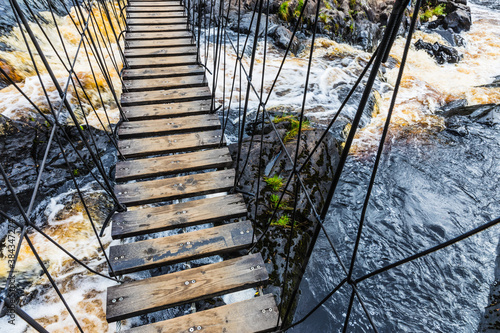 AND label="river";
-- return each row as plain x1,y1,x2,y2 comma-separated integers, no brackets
0,0,499,332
